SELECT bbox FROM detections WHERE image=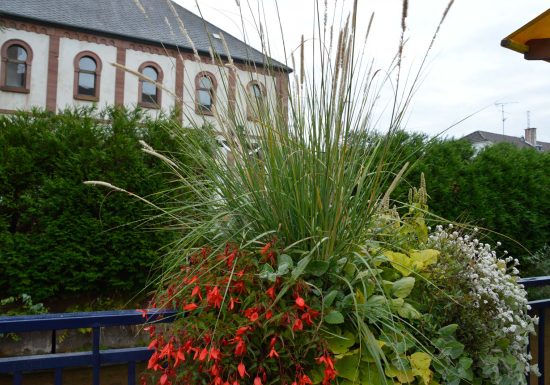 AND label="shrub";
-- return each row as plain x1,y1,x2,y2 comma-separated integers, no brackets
0,107,207,304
